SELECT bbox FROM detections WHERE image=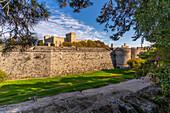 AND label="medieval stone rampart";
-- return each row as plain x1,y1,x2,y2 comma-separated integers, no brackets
0,45,147,80
115,48,131,68
0,46,114,80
